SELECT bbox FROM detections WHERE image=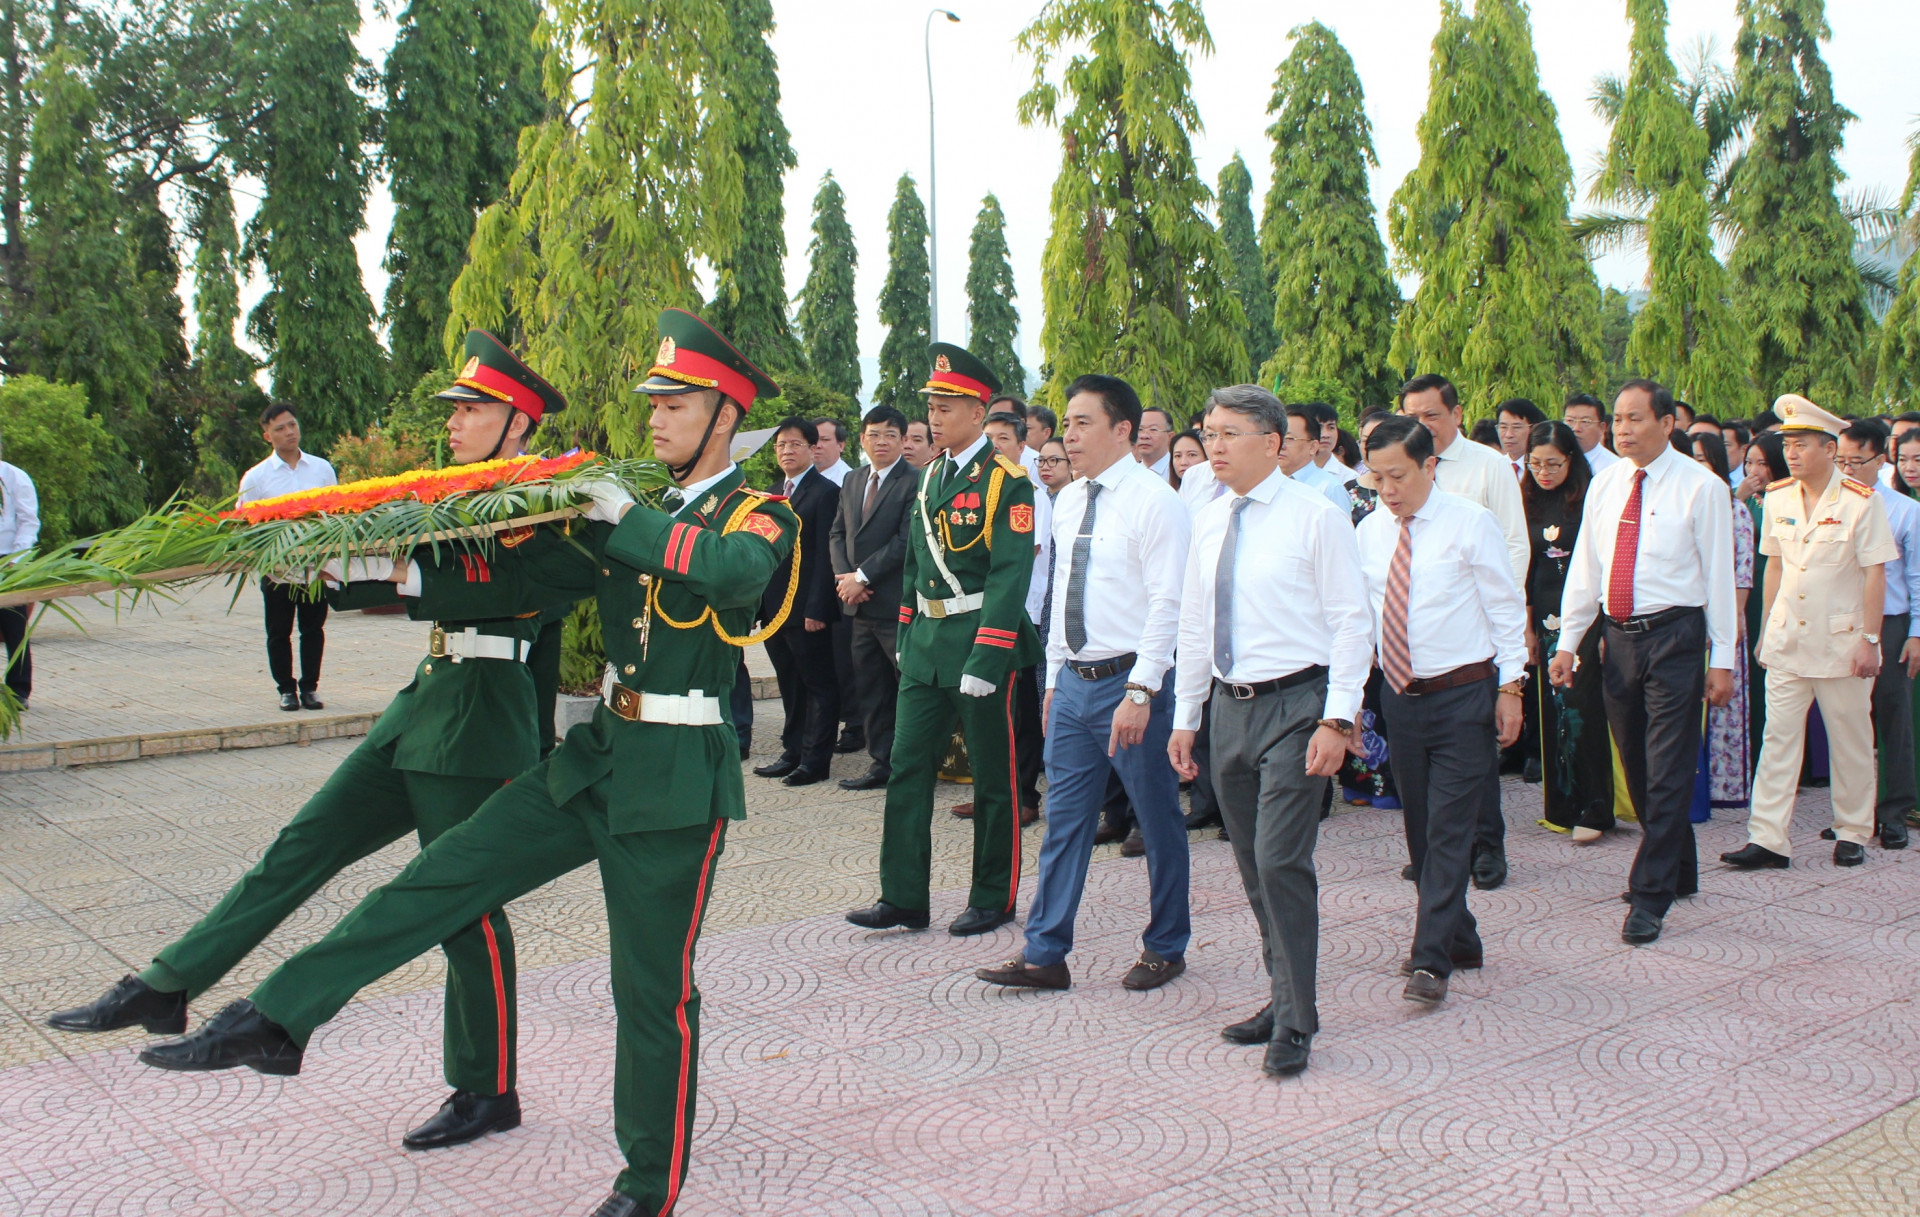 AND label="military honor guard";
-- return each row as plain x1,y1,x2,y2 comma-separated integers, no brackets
847,344,1041,937
47,331,576,1150
1724,395,1898,870
120,310,799,1217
